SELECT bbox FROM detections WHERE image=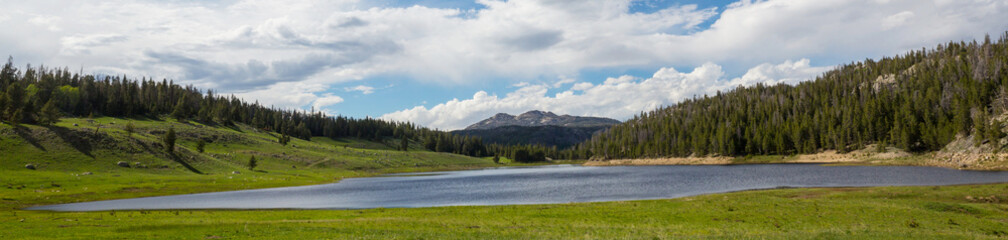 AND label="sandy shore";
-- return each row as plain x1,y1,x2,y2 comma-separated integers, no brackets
583,148,1008,171
582,151,868,167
